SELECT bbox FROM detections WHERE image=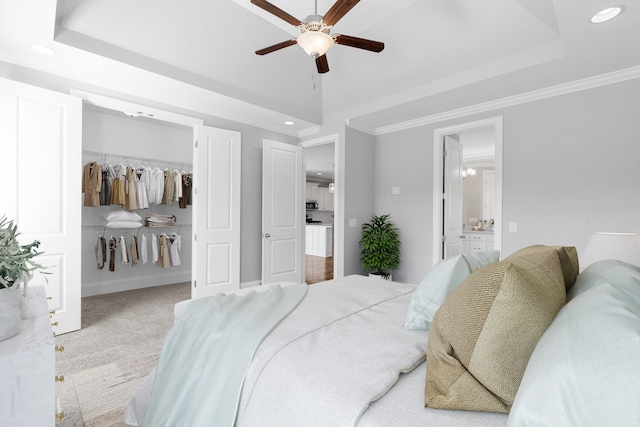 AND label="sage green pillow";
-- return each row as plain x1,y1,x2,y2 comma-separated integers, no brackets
404,251,499,331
